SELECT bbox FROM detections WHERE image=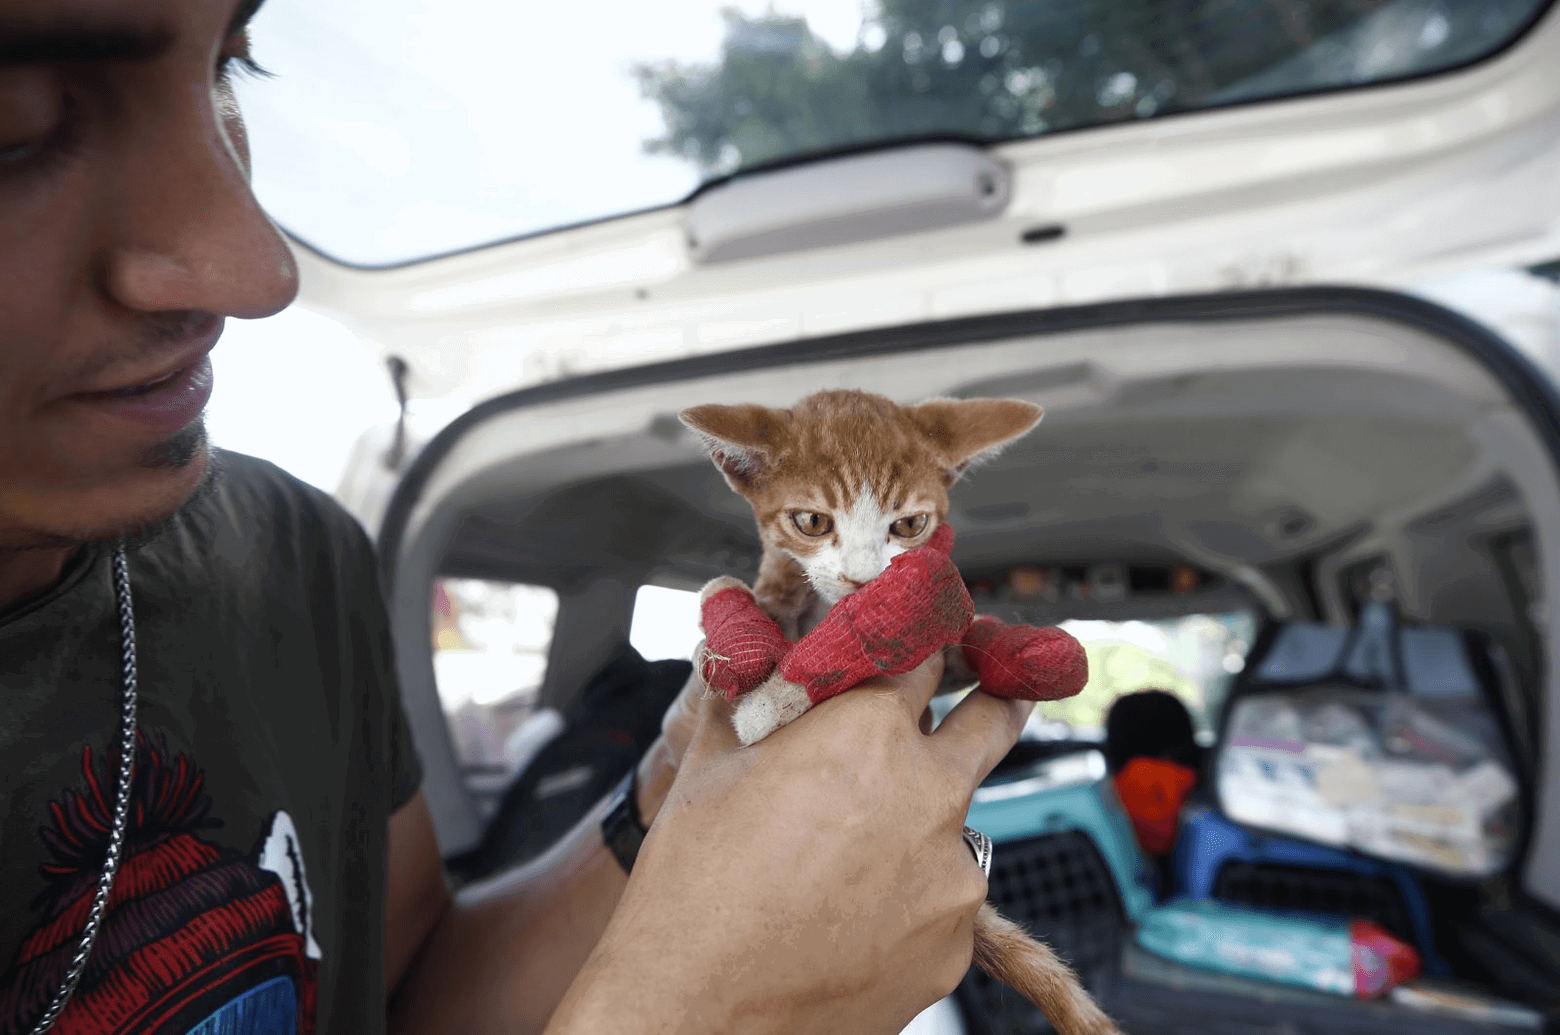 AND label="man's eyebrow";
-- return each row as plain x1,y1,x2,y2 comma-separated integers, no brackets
228,0,268,37
0,0,266,69
0,24,175,67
